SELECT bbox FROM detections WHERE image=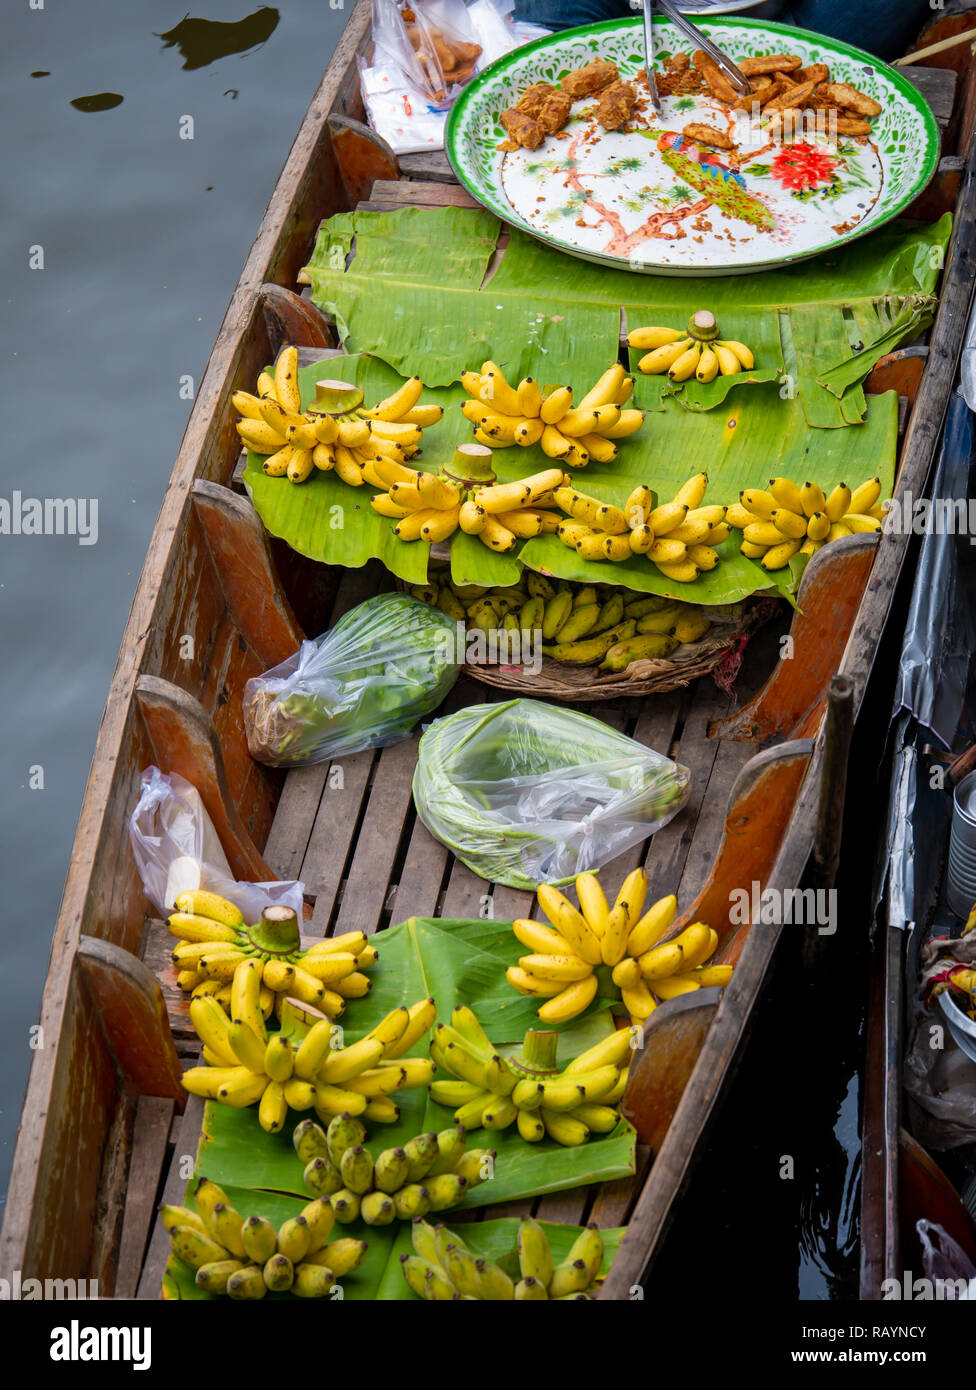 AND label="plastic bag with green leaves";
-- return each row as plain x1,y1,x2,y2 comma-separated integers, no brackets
413,698,691,890
243,593,461,767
